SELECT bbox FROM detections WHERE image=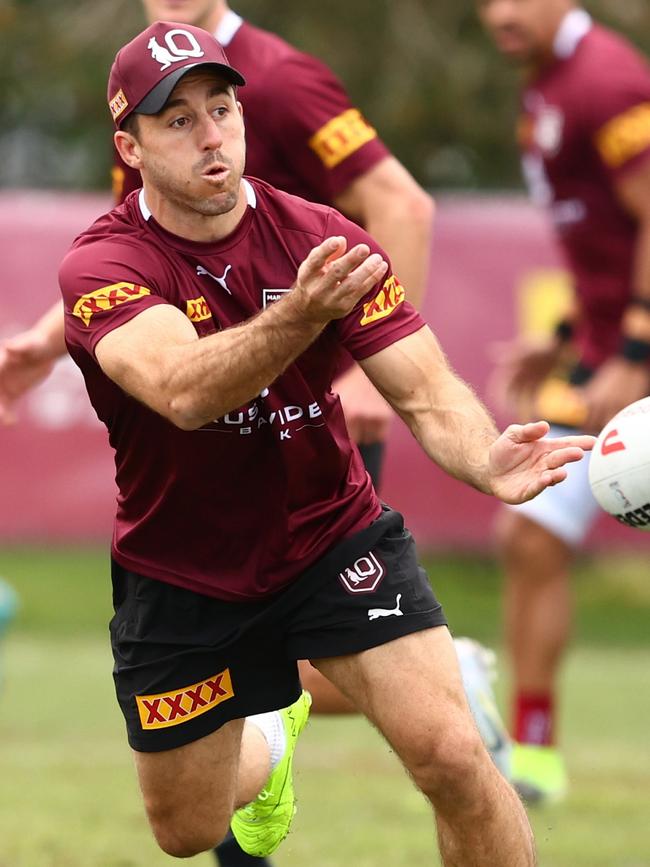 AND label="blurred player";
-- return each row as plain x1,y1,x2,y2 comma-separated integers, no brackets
0,578,18,690
58,23,596,863
478,0,650,802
